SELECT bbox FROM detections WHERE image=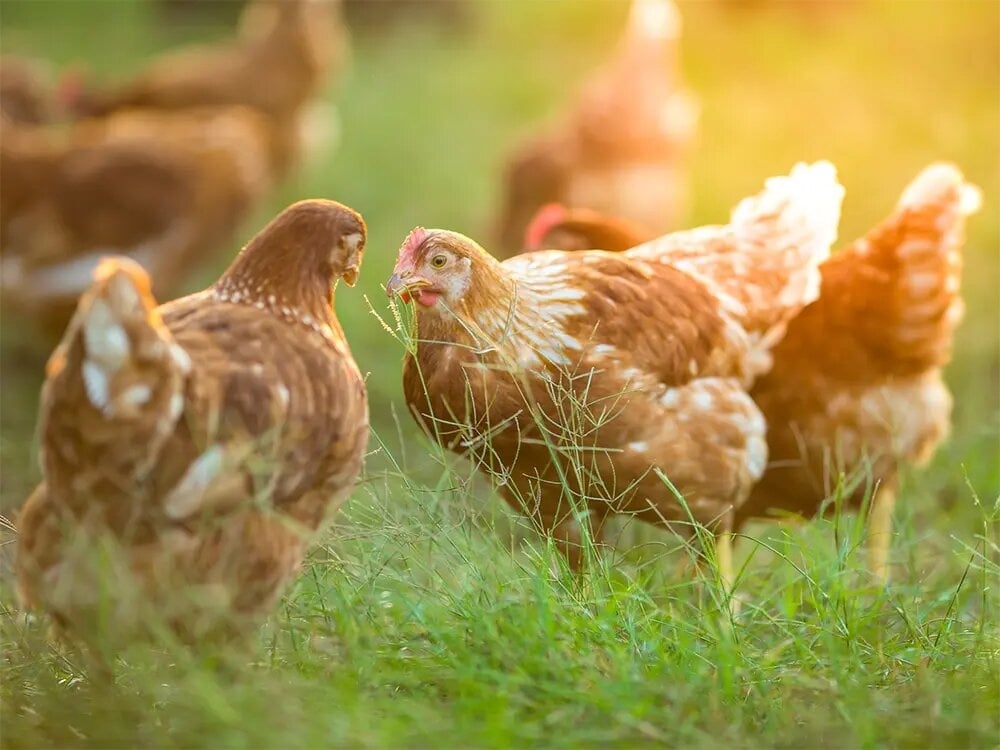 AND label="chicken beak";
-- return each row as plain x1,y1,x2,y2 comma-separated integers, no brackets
342,266,359,287
385,272,429,303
